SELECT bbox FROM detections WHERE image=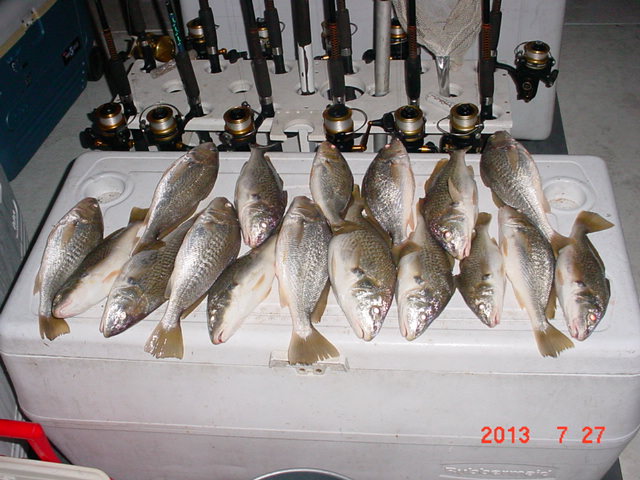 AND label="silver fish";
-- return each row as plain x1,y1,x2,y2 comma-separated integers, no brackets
276,196,339,365
144,197,241,359
328,188,396,341
133,142,218,254
208,234,277,344
396,200,455,340
235,145,287,248
100,217,196,338
480,131,568,253
362,137,415,245
499,206,574,357
555,211,613,341
53,207,147,319
34,197,103,340
422,149,478,260
457,212,506,327
309,141,354,227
